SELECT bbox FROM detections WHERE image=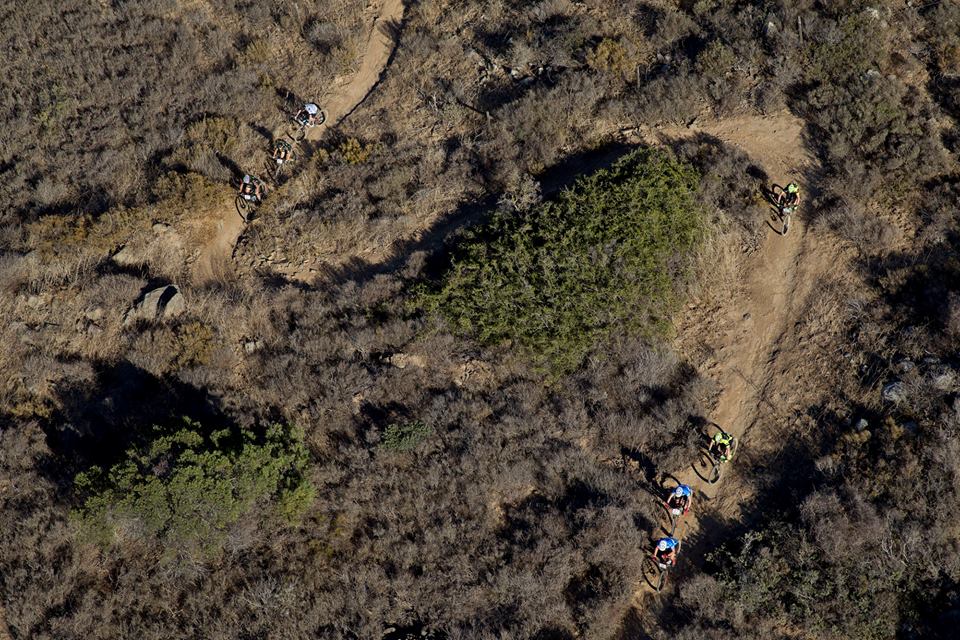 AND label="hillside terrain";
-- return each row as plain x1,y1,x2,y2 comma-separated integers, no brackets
2,1,960,639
